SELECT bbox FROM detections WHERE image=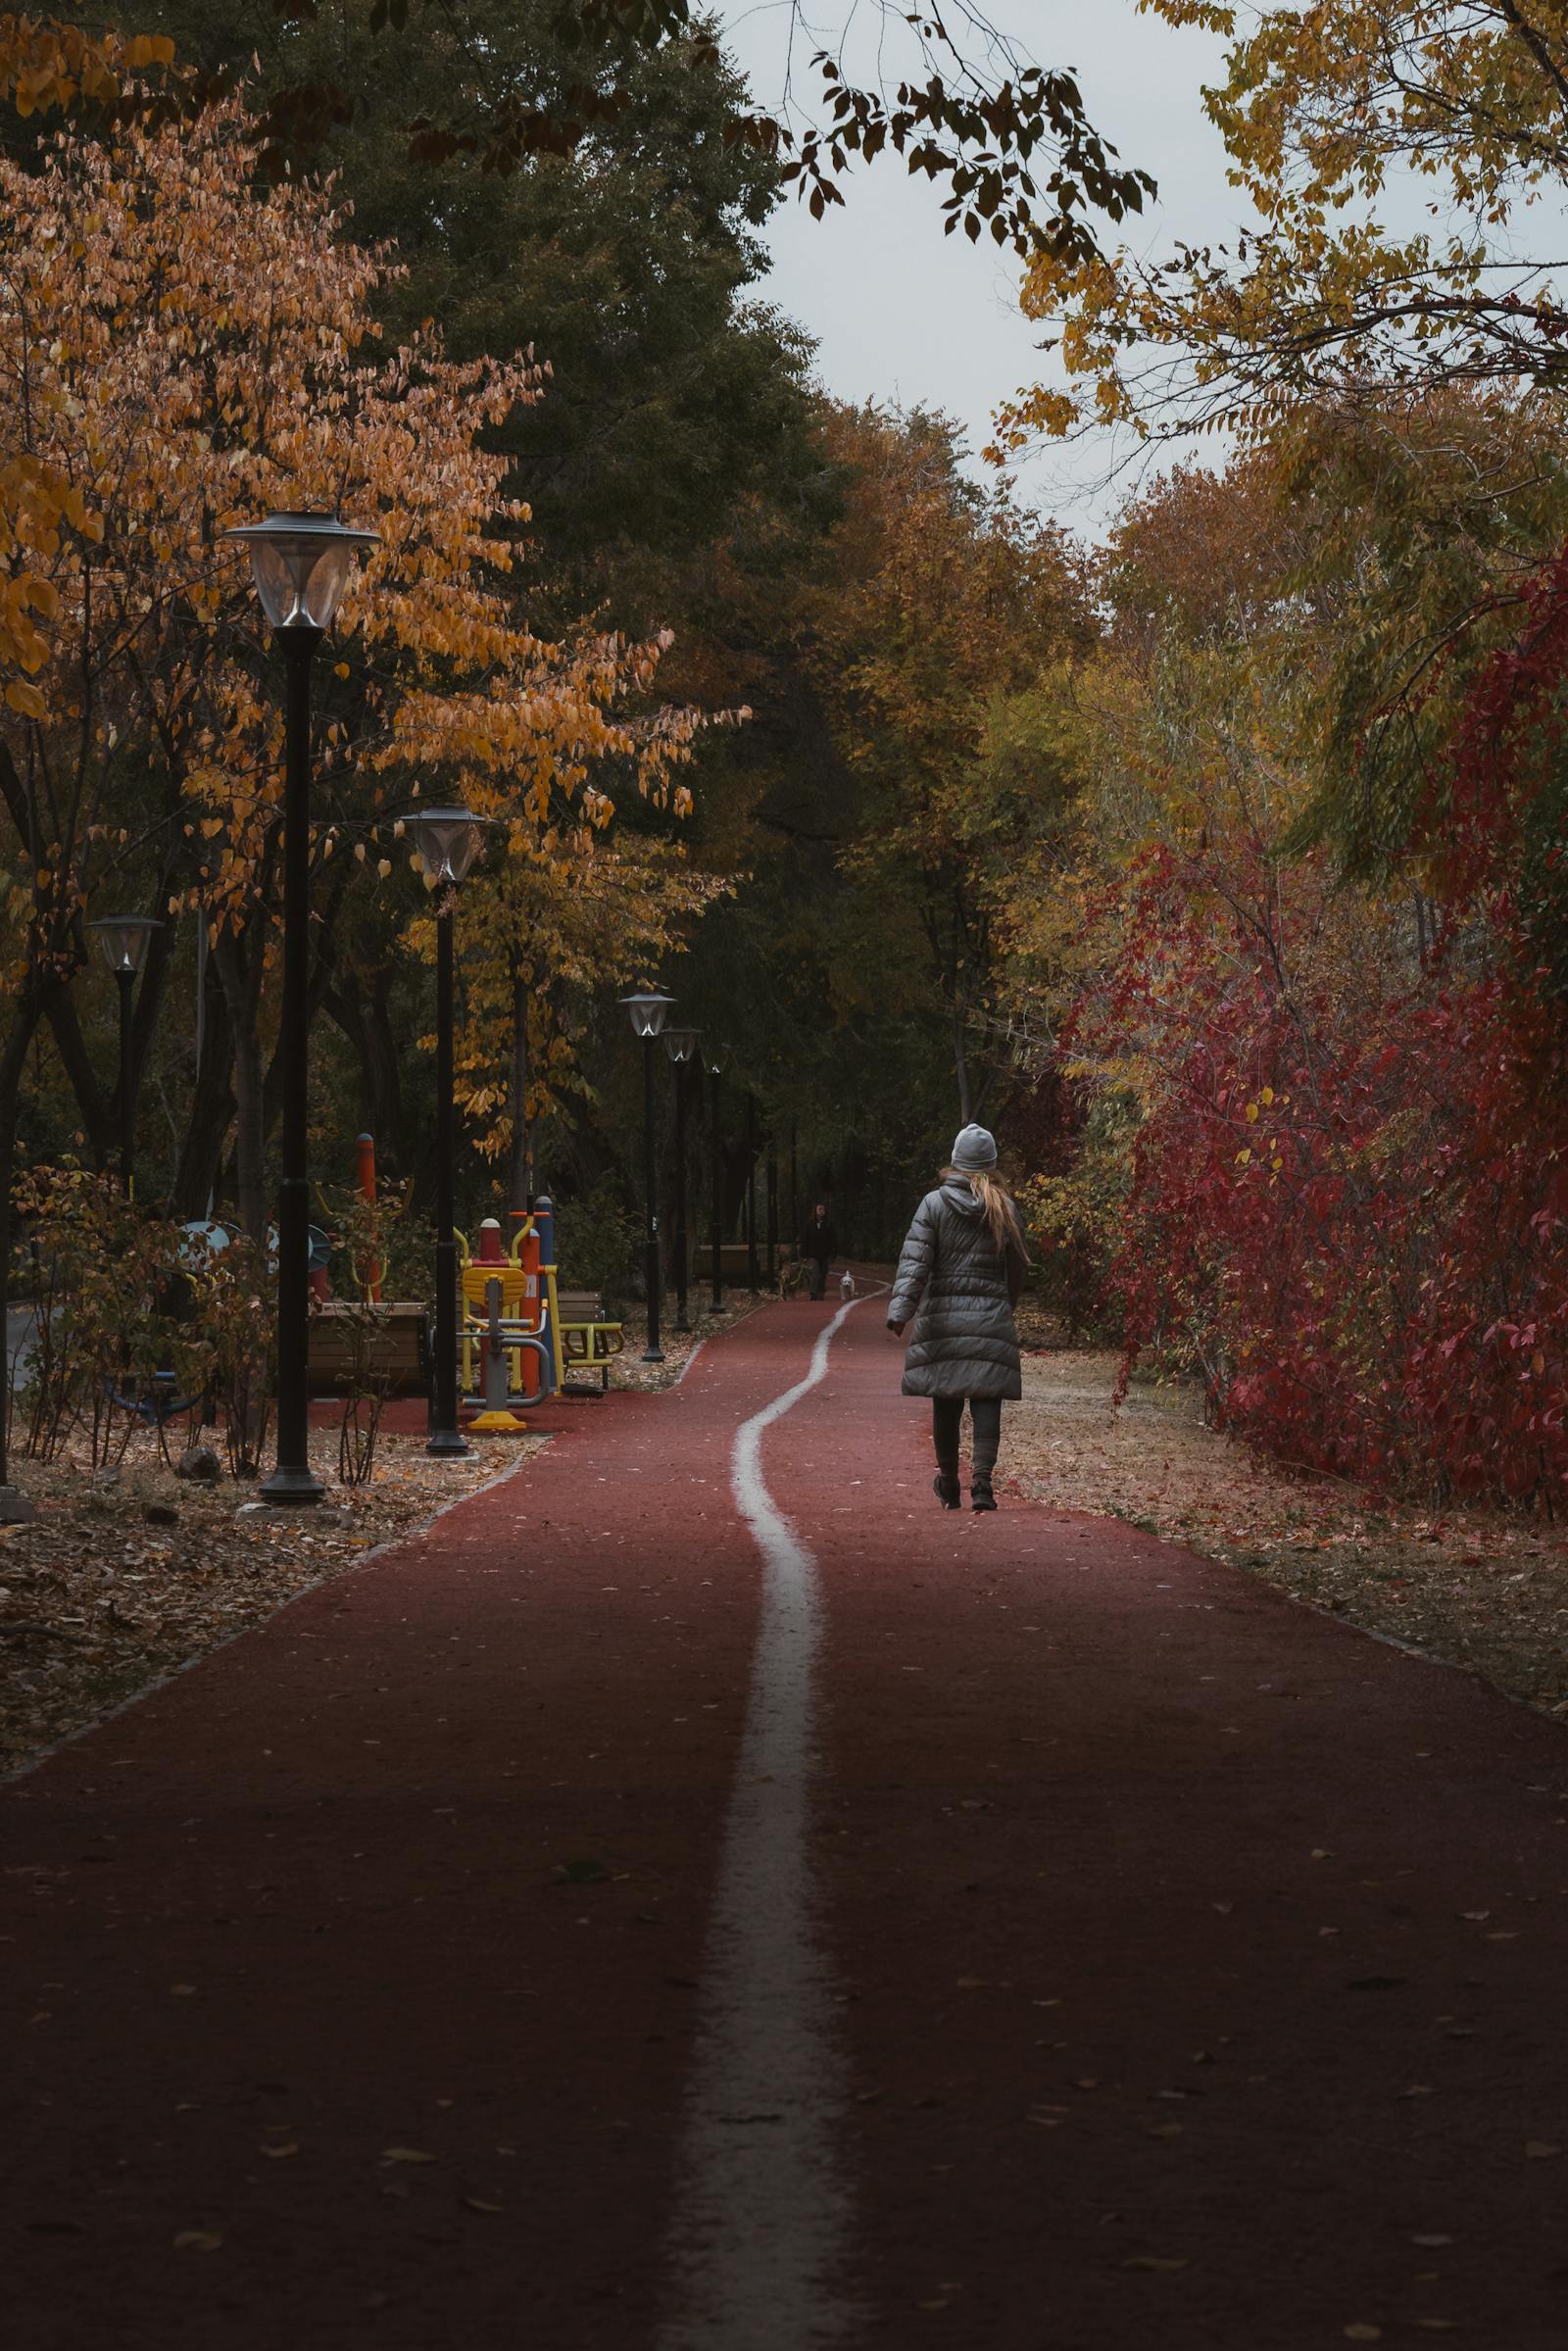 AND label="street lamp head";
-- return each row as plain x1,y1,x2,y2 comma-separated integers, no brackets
404,804,493,888
89,915,162,975
222,509,380,631
705,1041,731,1076
619,988,675,1041
662,1025,700,1065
